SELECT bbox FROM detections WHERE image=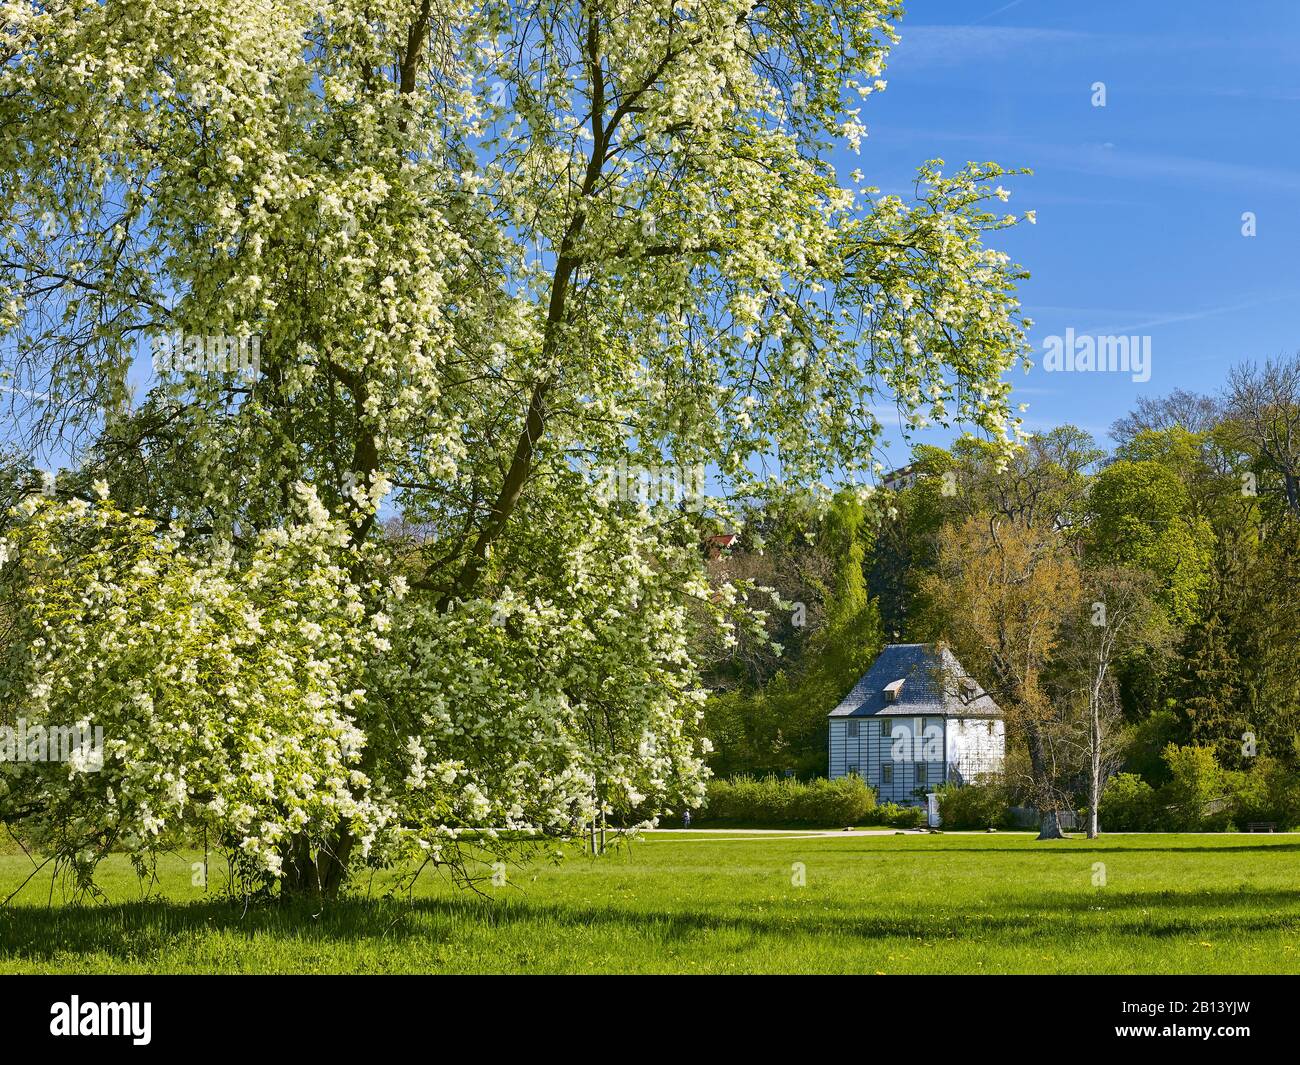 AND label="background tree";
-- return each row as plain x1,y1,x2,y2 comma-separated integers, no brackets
871,427,1101,640
1083,458,1213,628
1228,354,1300,516
921,512,1081,839
700,490,832,696
1109,388,1222,449
702,490,882,778
1055,566,1170,838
